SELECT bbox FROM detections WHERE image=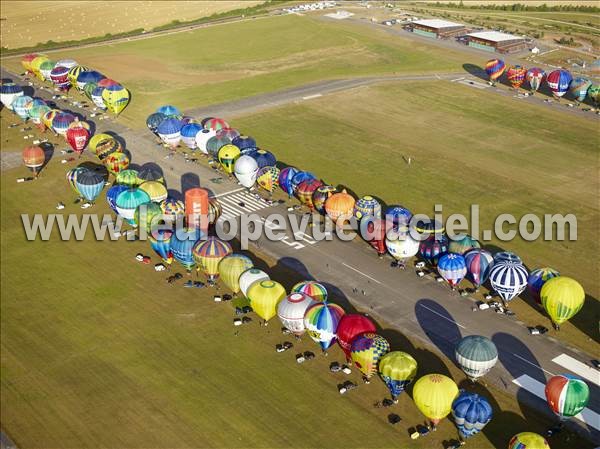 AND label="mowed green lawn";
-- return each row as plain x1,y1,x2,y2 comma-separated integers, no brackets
0,111,590,449
2,14,467,127
233,81,600,354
